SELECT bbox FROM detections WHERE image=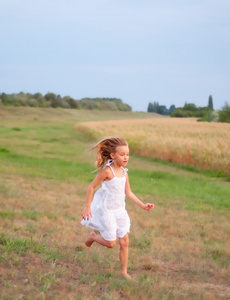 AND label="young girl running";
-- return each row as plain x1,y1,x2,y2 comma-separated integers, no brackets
81,136,154,279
